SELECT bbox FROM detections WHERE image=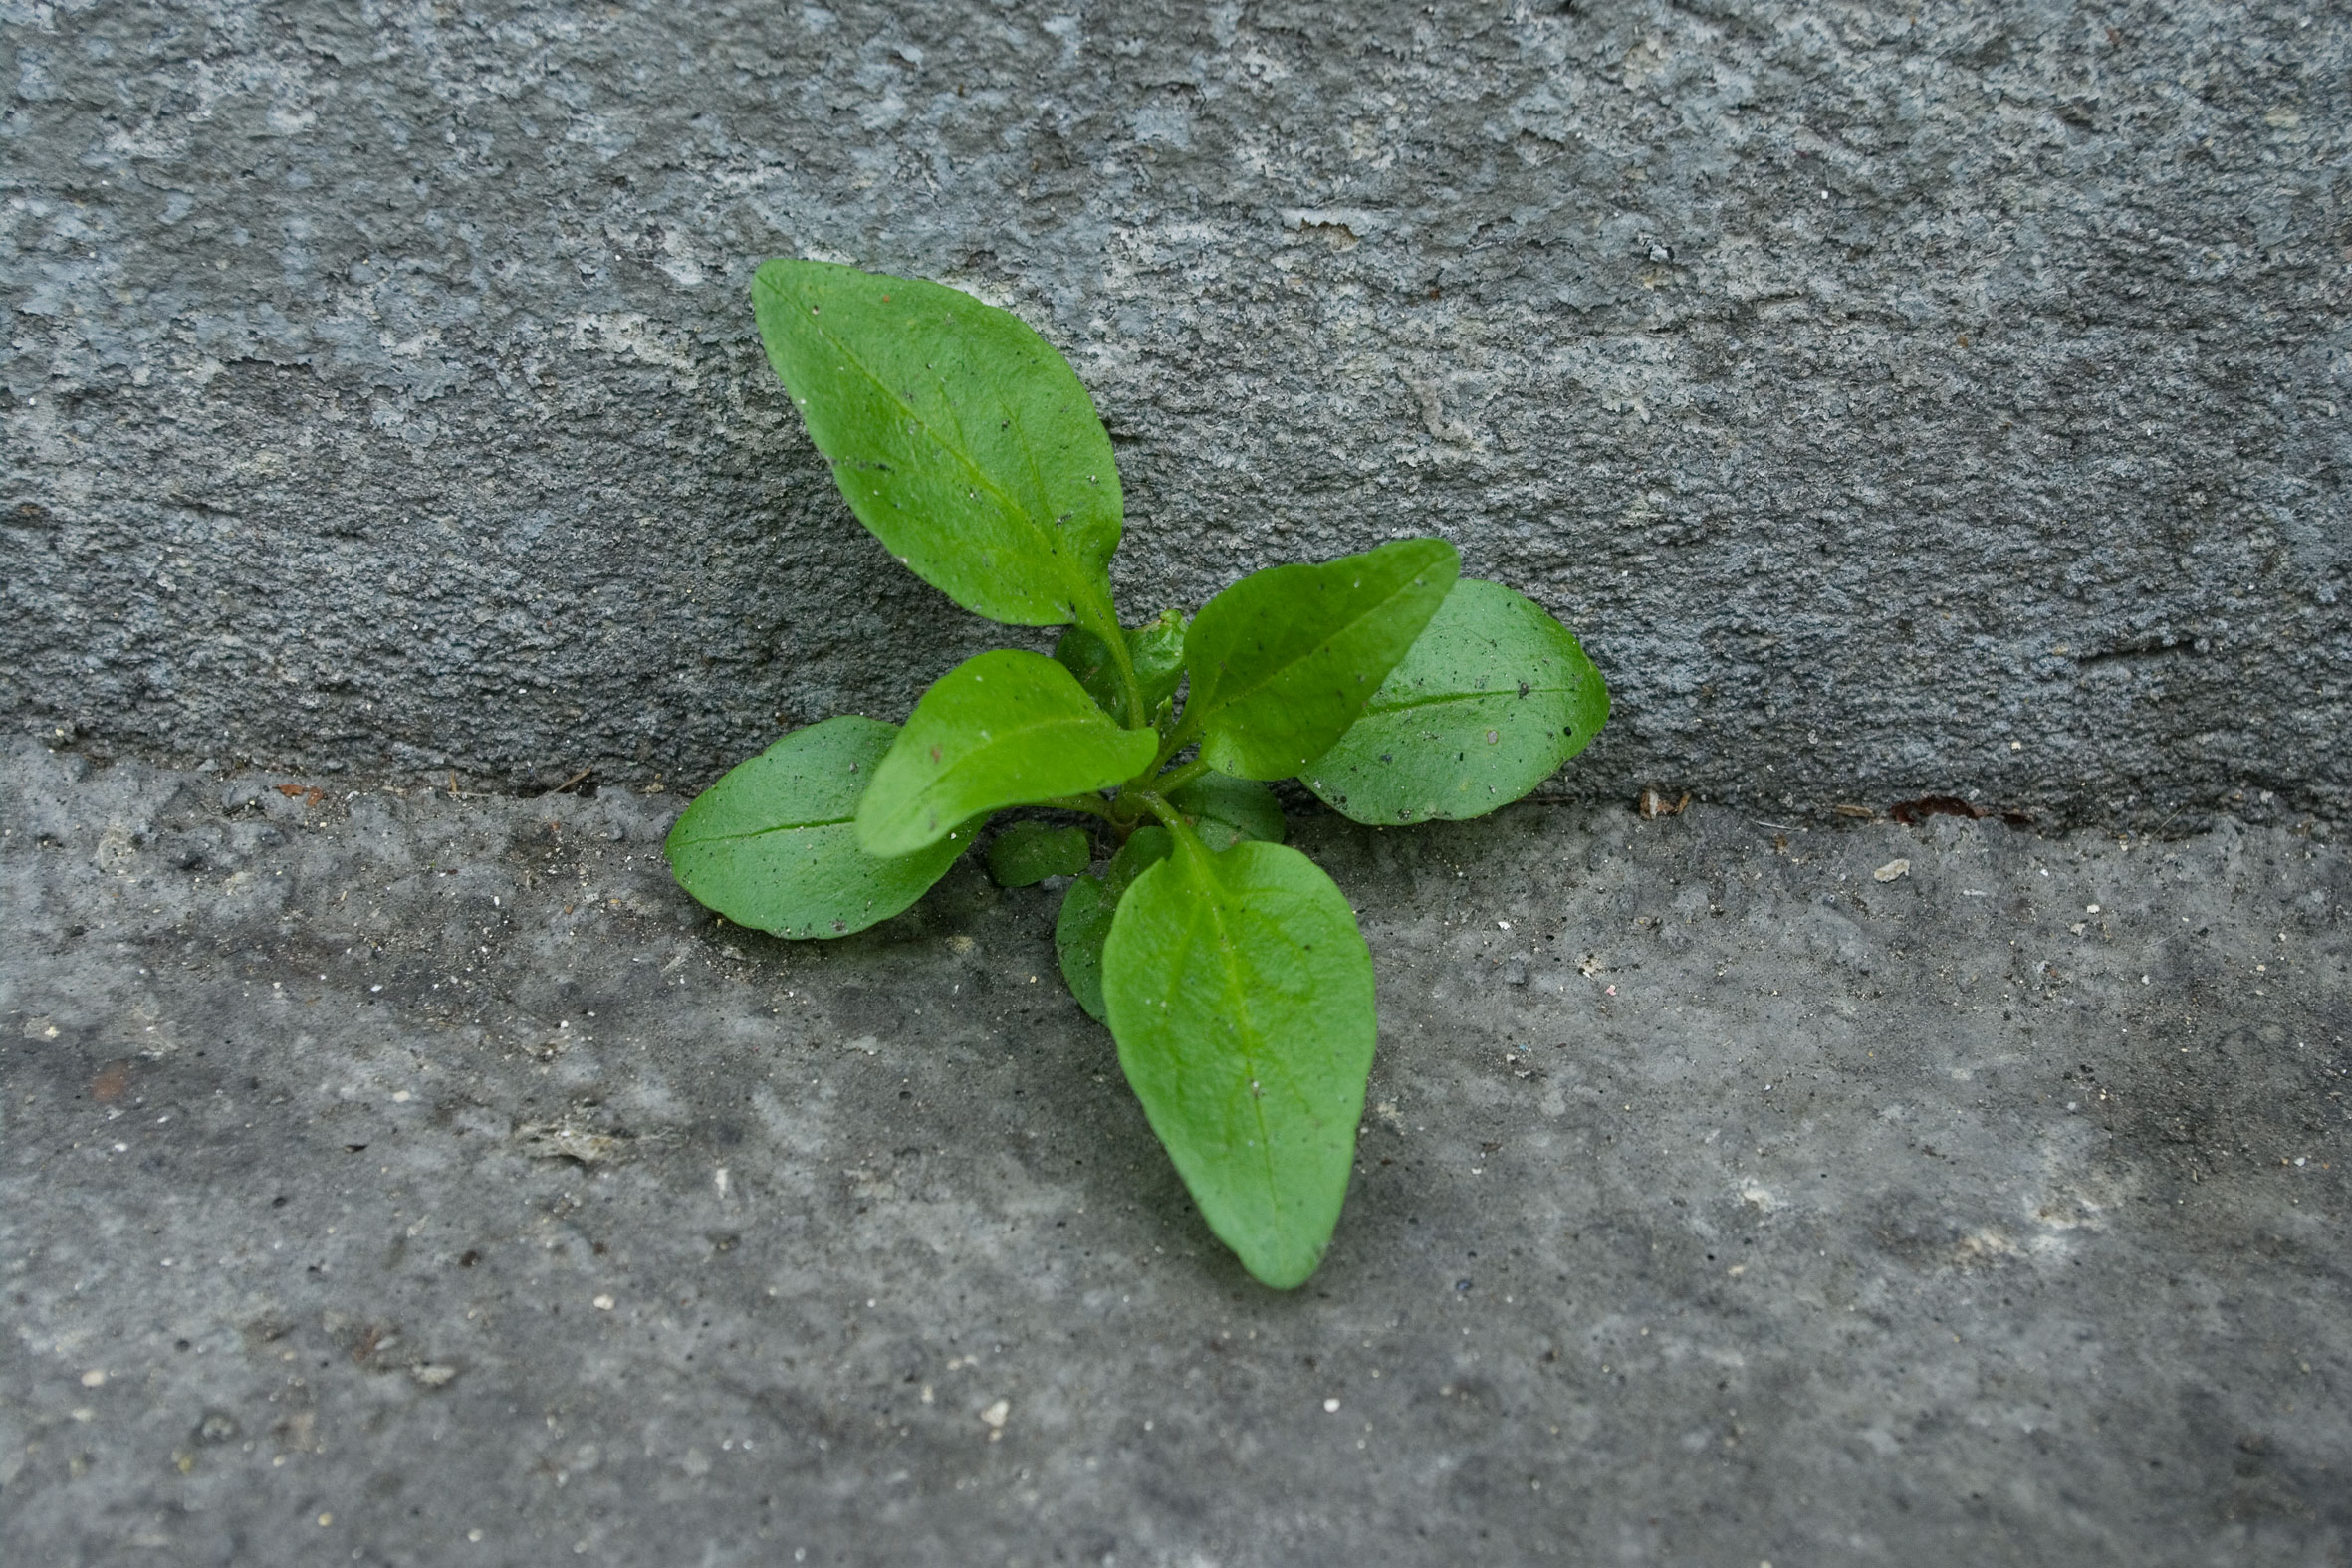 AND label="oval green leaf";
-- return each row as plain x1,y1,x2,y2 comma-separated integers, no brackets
664,716,976,939
1301,578,1610,823
1182,538,1460,781
752,259,1121,628
1052,826,1171,1023
987,820,1092,887
1168,771,1287,850
856,650,1159,857
1101,831,1376,1289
